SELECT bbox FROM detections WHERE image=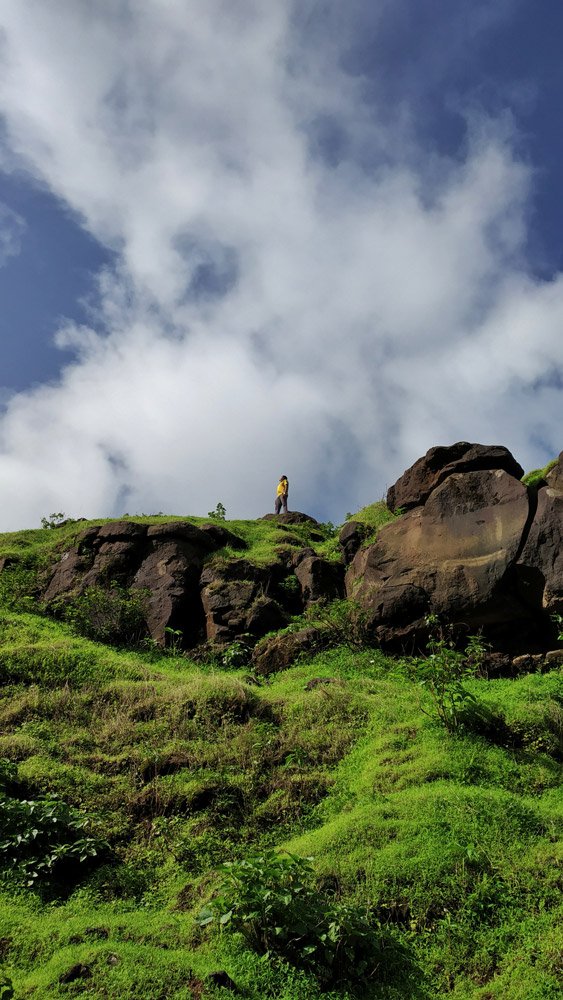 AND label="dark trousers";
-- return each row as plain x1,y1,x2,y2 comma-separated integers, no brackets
275,494,288,514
